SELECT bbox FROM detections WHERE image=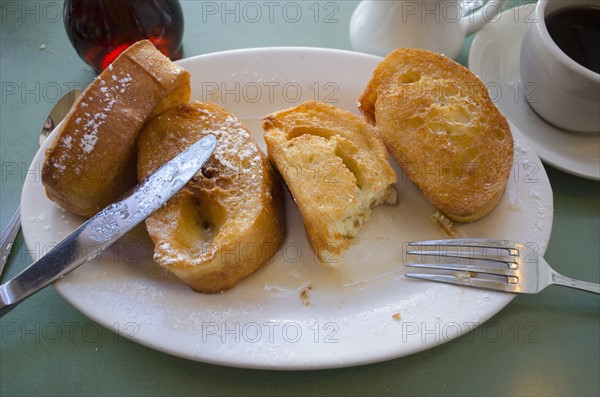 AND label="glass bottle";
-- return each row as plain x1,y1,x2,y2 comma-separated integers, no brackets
64,0,184,73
